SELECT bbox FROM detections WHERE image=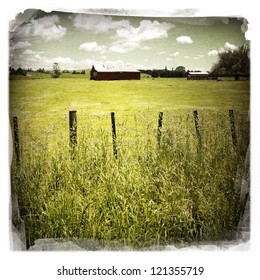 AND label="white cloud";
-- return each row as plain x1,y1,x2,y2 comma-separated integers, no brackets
72,14,129,33
159,51,166,55
166,51,179,61
12,48,72,70
23,49,39,55
12,41,31,49
73,16,174,54
224,42,238,51
176,36,193,44
53,57,74,64
141,46,151,50
114,20,174,43
75,17,174,54
208,42,238,56
170,51,180,57
193,54,204,60
110,20,174,53
11,49,44,69
109,41,140,53
208,50,219,56
79,42,107,54
33,54,42,60
13,15,67,41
